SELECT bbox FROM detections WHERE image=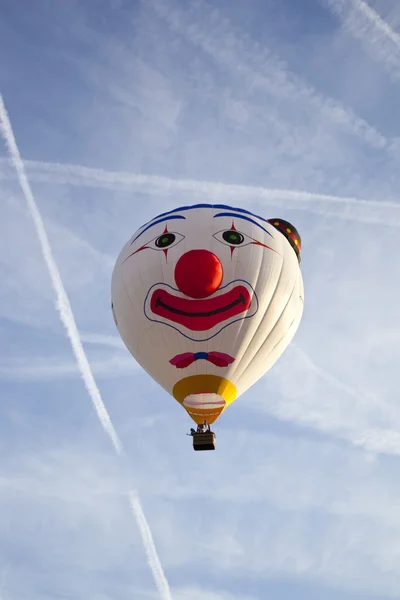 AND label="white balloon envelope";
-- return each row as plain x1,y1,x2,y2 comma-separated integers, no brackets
111,203,304,432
